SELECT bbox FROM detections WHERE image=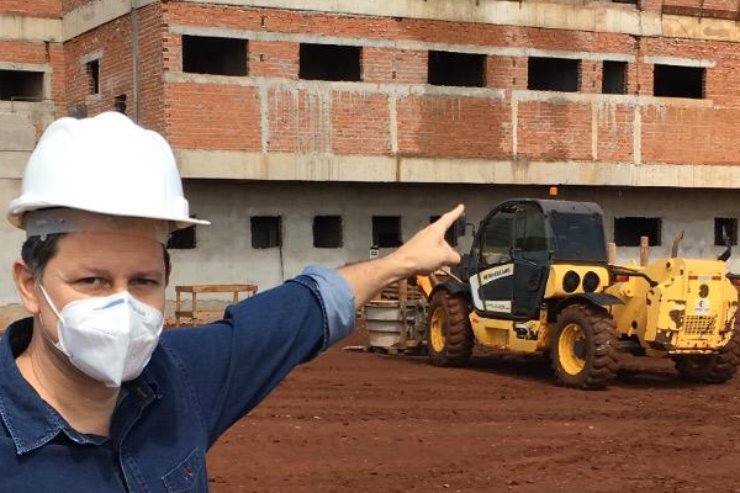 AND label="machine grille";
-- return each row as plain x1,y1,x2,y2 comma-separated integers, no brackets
683,315,717,335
